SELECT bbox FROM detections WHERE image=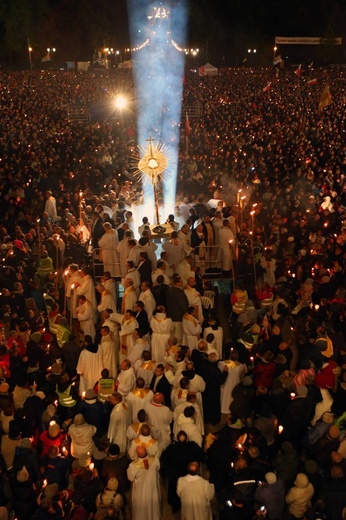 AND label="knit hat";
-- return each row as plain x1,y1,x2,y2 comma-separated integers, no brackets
46,404,56,417
78,453,92,468
305,460,319,475
17,467,29,483
327,425,340,440
294,473,309,488
41,332,53,344
265,472,277,484
242,376,253,387
85,389,96,401
48,423,60,438
74,414,85,426
44,483,58,498
19,438,32,449
106,477,119,491
30,332,42,343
